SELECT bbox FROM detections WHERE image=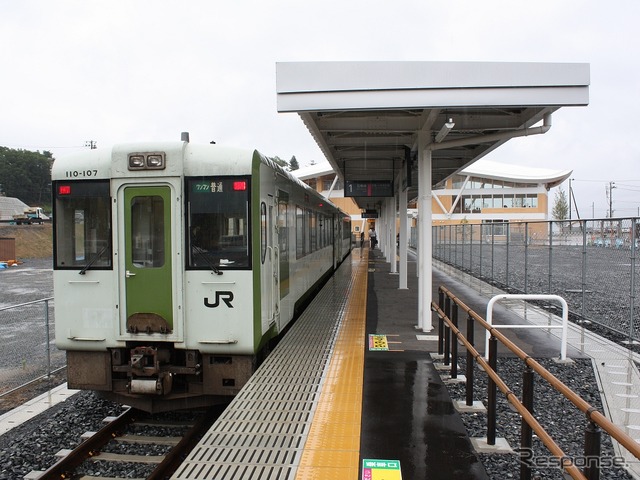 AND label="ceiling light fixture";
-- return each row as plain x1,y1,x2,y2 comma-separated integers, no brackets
435,118,455,143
